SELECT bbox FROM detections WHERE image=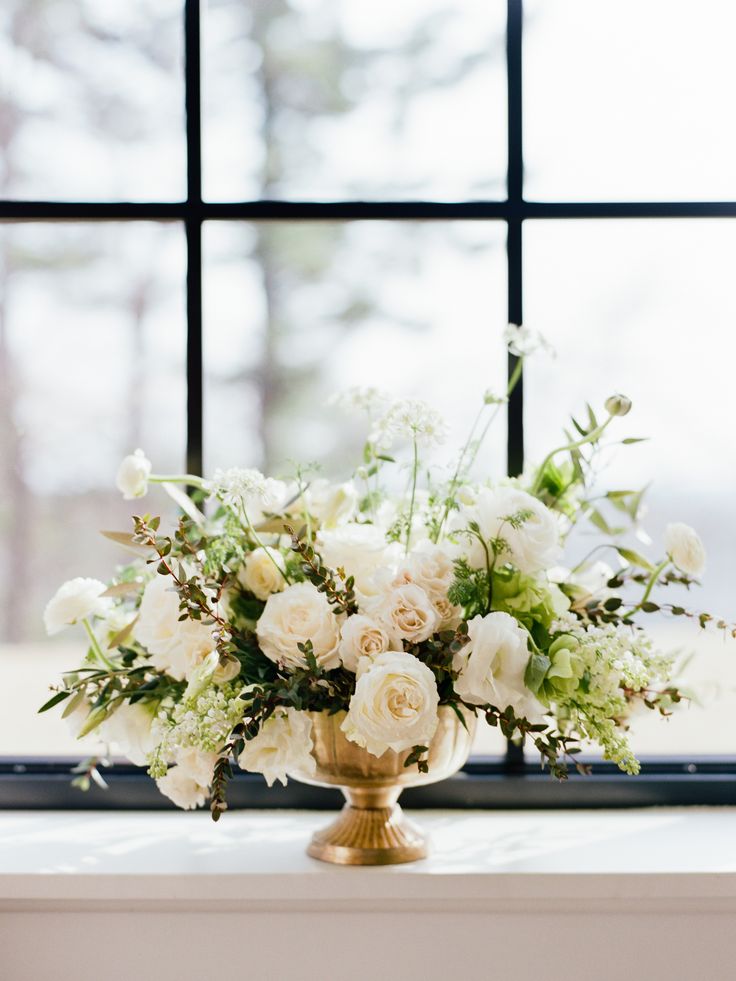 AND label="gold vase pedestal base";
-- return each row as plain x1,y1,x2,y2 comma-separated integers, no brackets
307,789,427,866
